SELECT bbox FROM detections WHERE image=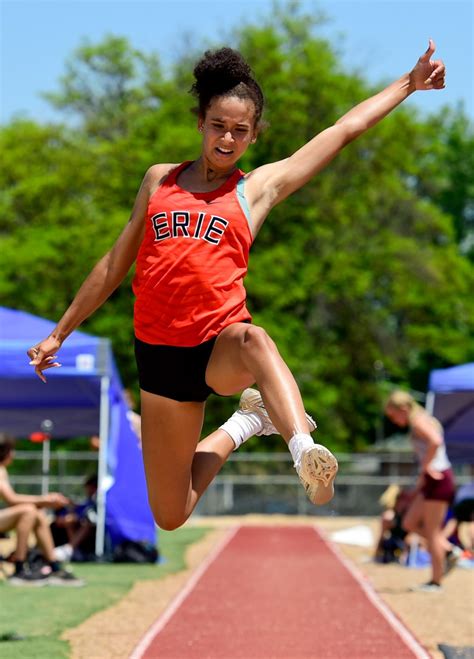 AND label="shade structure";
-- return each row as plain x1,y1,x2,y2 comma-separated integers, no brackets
427,363,474,464
0,307,155,554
